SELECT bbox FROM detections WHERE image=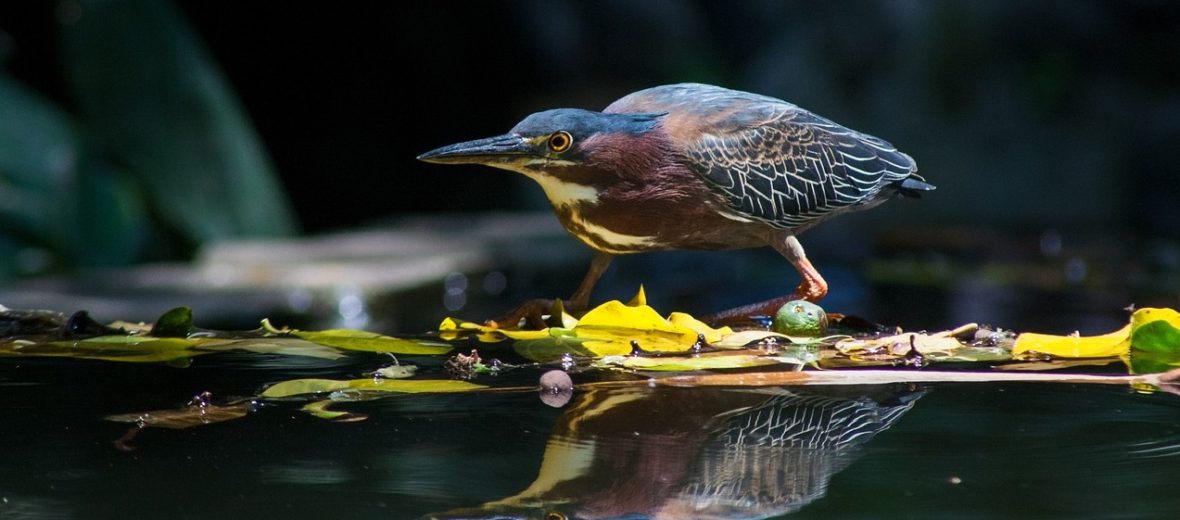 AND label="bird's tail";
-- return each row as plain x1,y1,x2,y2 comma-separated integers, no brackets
894,174,936,198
